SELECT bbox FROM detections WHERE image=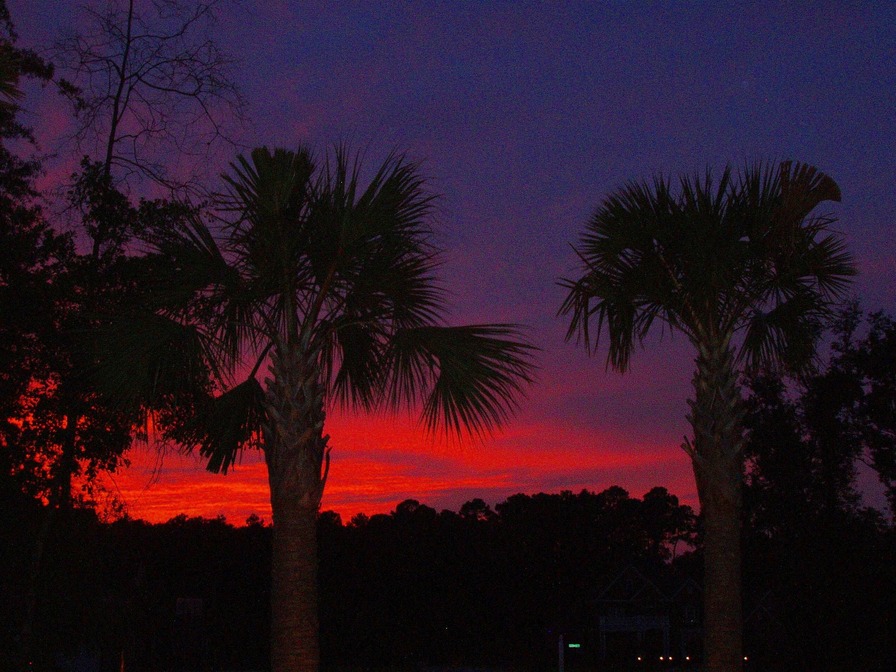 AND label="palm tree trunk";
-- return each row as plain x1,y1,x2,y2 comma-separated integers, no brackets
686,338,745,672
696,467,742,672
263,338,330,672
269,497,320,672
